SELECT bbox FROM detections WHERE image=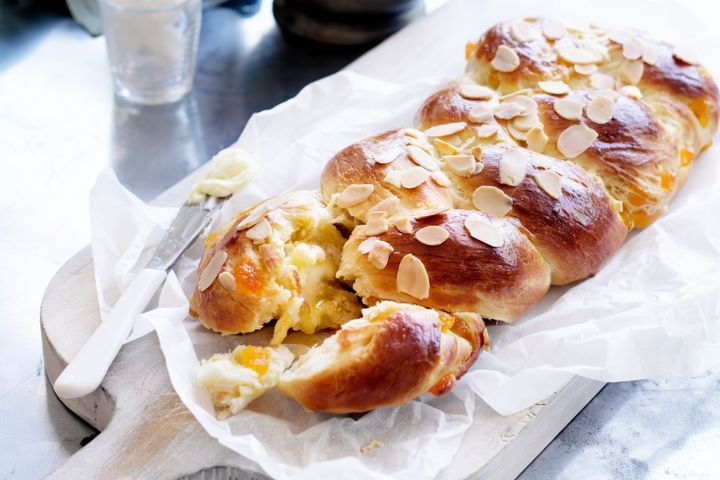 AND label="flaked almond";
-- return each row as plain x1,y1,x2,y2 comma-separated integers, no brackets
673,46,698,65
474,161,485,175
198,250,228,291
425,122,467,138
590,73,615,90
434,138,460,155
587,89,620,101
368,195,400,215
499,148,528,186
407,138,434,153
574,64,597,75
459,84,495,100
236,205,268,231
218,271,236,291
557,46,602,64
642,44,658,65
553,98,584,120
538,80,570,95
491,45,521,72
513,113,541,131
499,88,533,100
375,147,404,164
507,122,528,141
246,217,272,242
504,95,538,114
619,60,644,85
401,167,430,189
396,254,430,299
557,124,598,158
358,236,379,254
494,102,526,120
534,170,563,199
401,128,425,139
394,216,413,233
430,171,452,187
407,145,439,170
468,106,494,123
509,20,537,42
542,20,565,40
622,37,643,60
586,95,615,124
526,127,548,153
464,216,504,247
415,226,449,246
444,154,476,177
620,85,643,99
336,184,374,208
476,124,499,138
384,169,402,188
608,29,631,44
414,206,449,218
368,241,393,269
365,211,389,235
472,186,513,217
